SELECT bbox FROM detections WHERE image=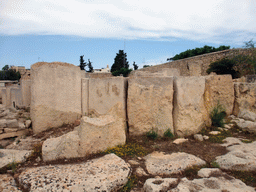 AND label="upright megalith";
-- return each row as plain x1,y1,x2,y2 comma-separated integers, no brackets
128,77,174,136
173,76,207,137
30,62,82,134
